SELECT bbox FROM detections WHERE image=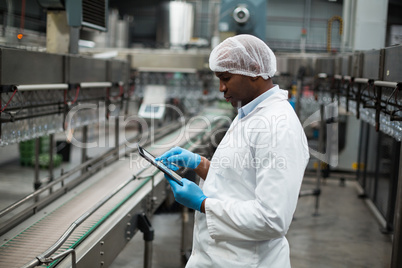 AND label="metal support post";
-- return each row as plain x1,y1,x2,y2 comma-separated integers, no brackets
137,213,154,268
314,104,325,216
295,79,303,118
325,102,338,181
374,86,382,132
125,55,133,117
144,237,153,268
391,145,402,268
124,86,130,117
138,116,143,134
0,107,2,143
69,27,79,54
115,116,119,159
357,121,368,198
382,141,400,234
81,126,88,175
346,80,351,112
49,134,54,194
356,83,361,119
34,137,41,191
181,206,190,265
